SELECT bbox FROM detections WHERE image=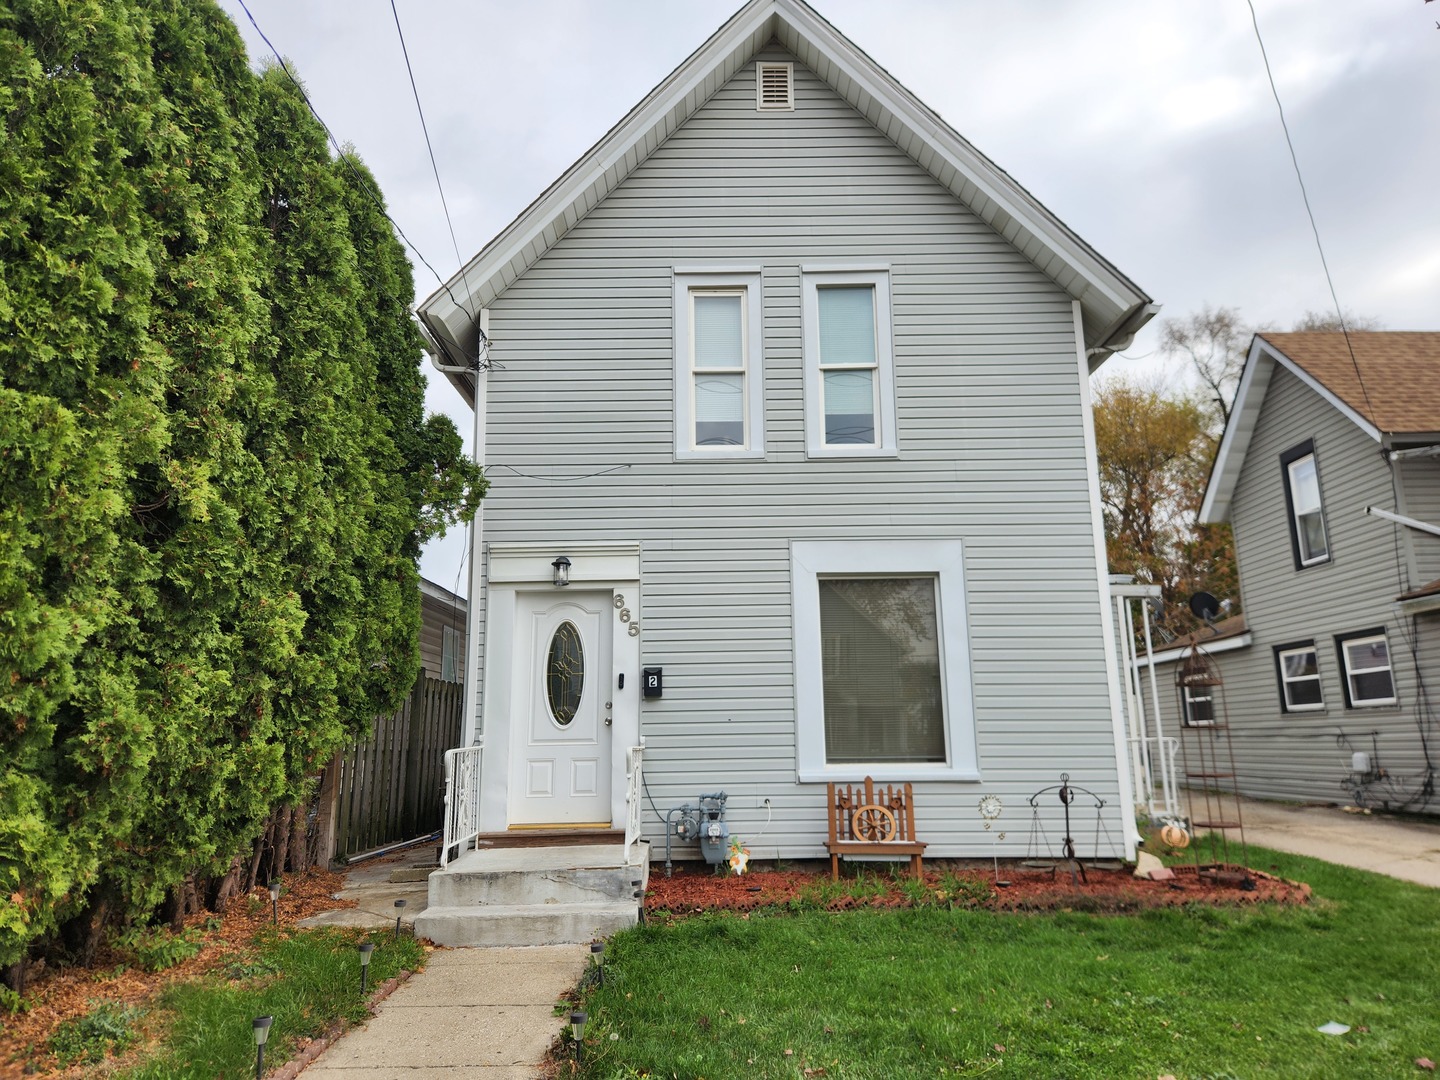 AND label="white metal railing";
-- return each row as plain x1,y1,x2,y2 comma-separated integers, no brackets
624,742,645,859
440,744,484,869
1128,734,1181,821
